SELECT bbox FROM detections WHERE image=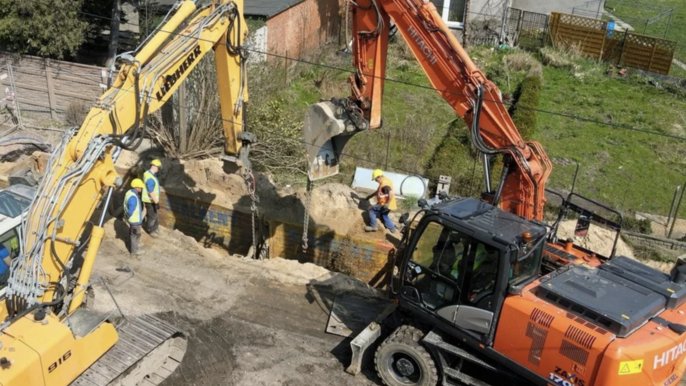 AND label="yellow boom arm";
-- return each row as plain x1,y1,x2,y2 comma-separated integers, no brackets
0,1,249,385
